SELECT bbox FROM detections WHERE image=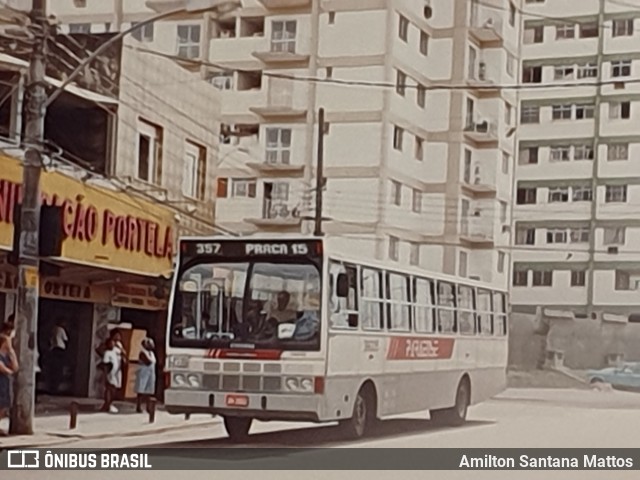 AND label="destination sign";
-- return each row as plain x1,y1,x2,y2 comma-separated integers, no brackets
180,239,321,259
